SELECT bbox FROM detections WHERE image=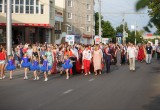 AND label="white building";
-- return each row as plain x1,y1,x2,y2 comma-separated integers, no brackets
0,0,55,44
